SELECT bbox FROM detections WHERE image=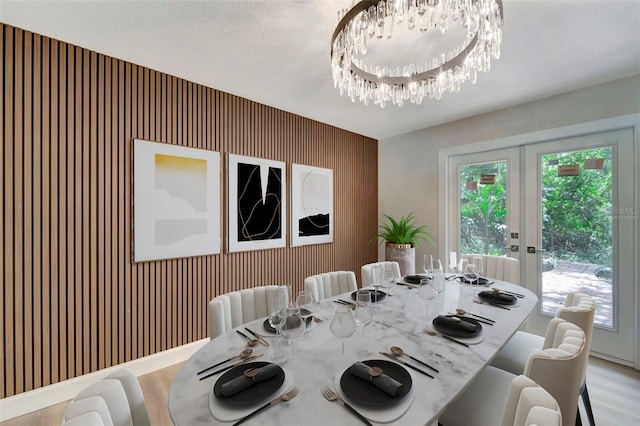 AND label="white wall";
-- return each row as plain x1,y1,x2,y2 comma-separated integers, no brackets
378,74,640,266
